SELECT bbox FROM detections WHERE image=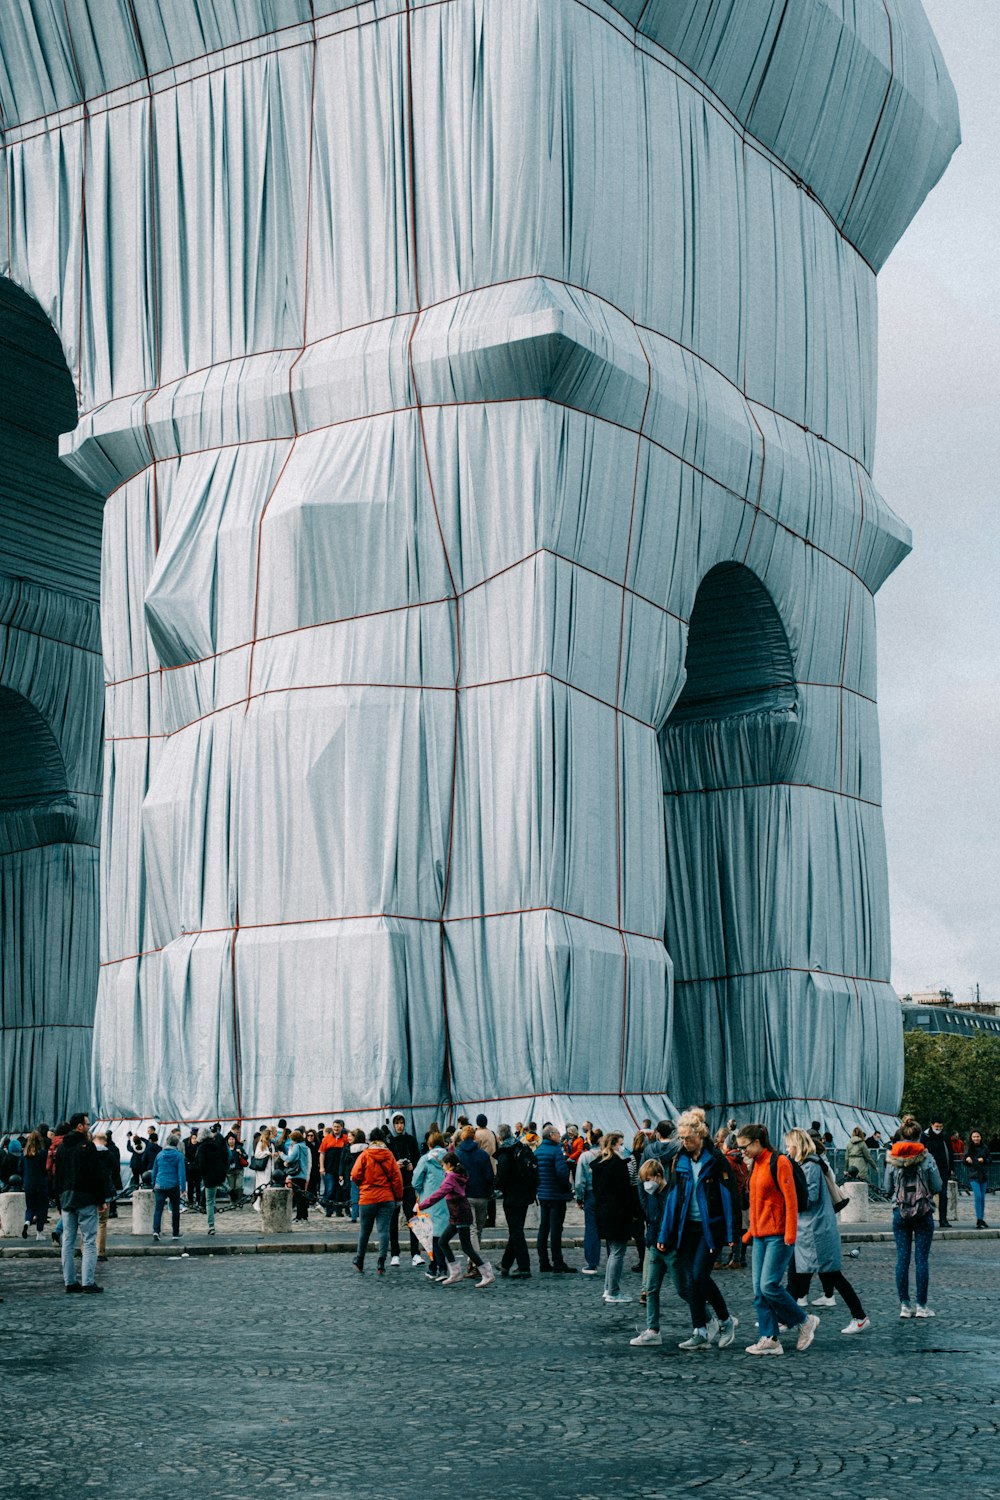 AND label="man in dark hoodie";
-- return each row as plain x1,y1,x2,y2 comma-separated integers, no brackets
641,1120,680,1168
386,1113,423,1266
197,1125,232,1235
494,1124,538,1277
53,1113,107,1294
